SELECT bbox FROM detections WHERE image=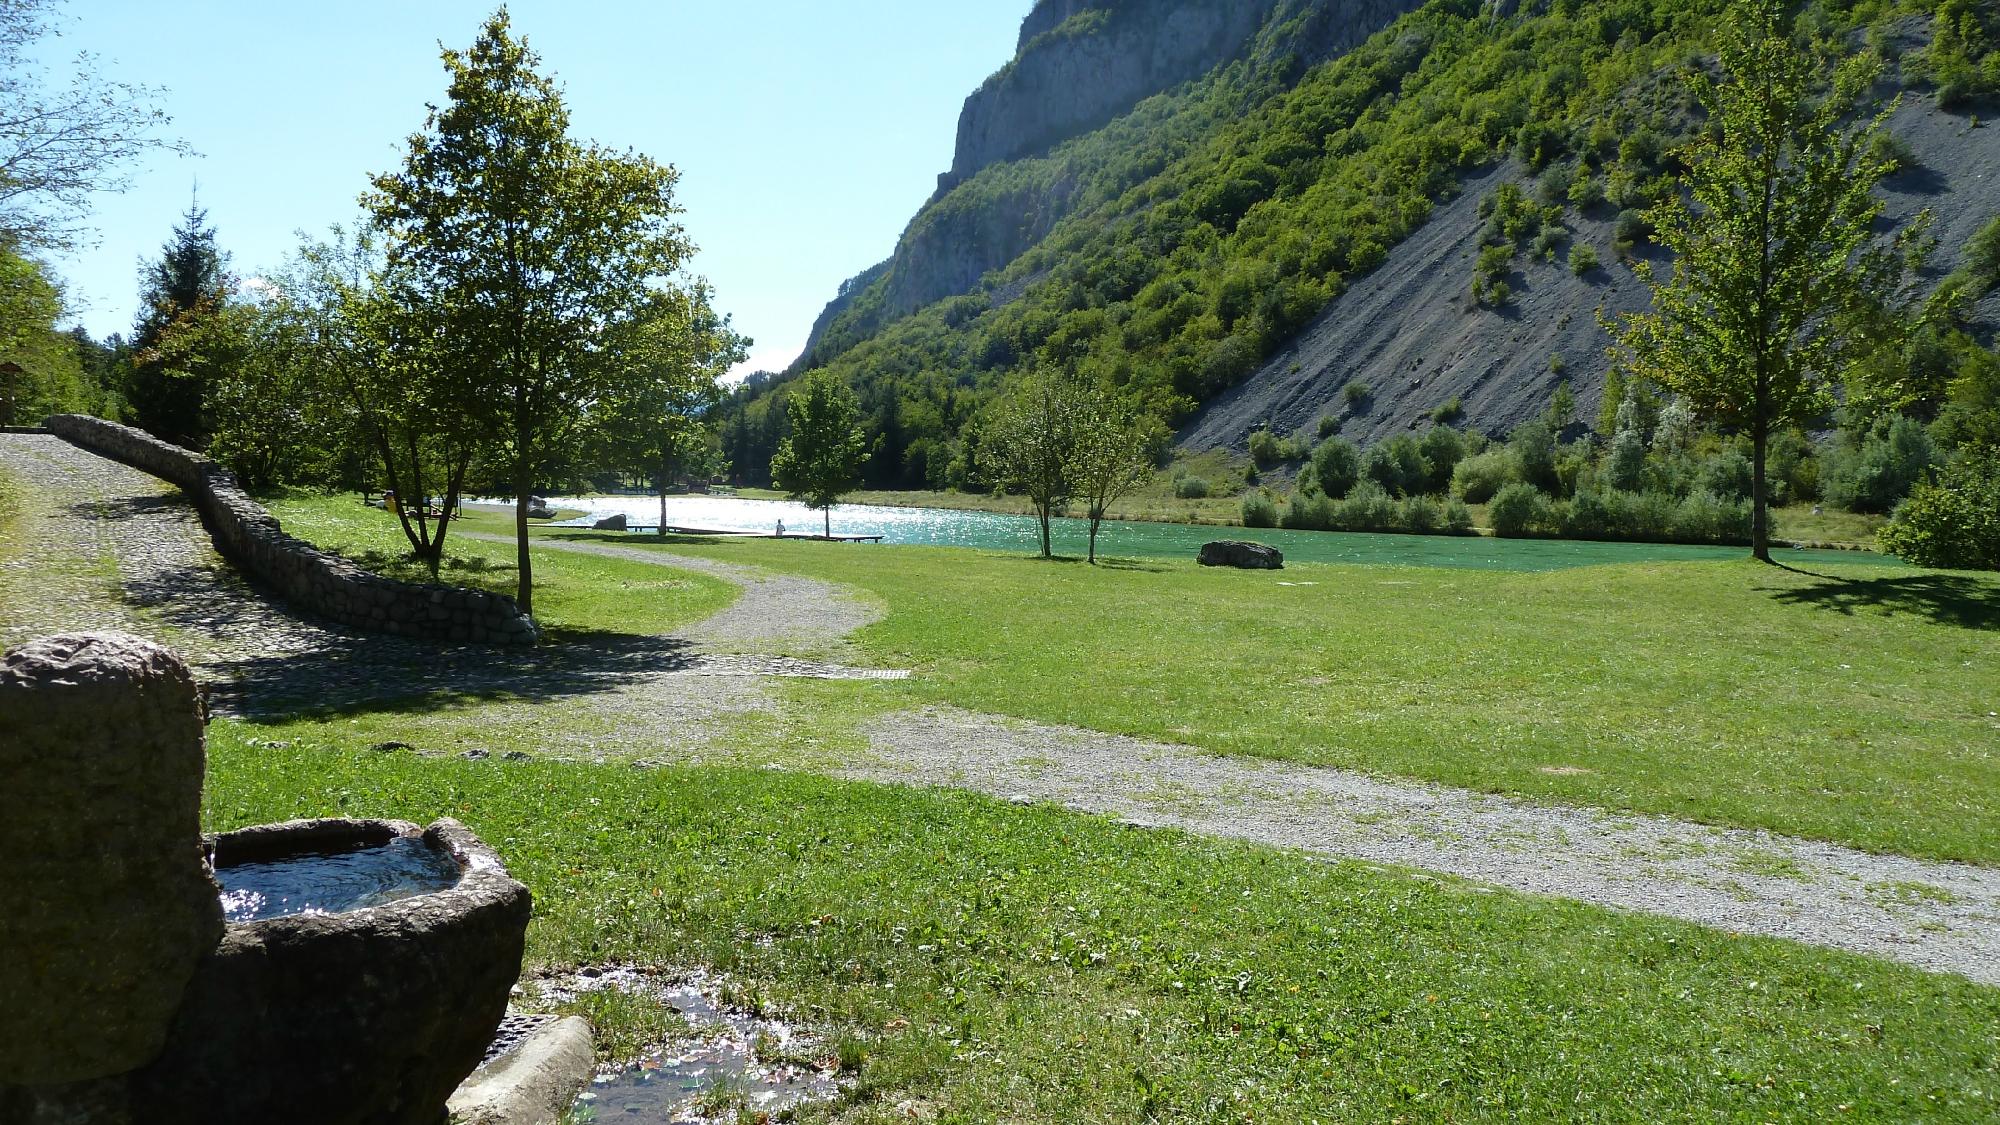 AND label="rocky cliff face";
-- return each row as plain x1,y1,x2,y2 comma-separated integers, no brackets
941,0,1273,192
797,0,1425,371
